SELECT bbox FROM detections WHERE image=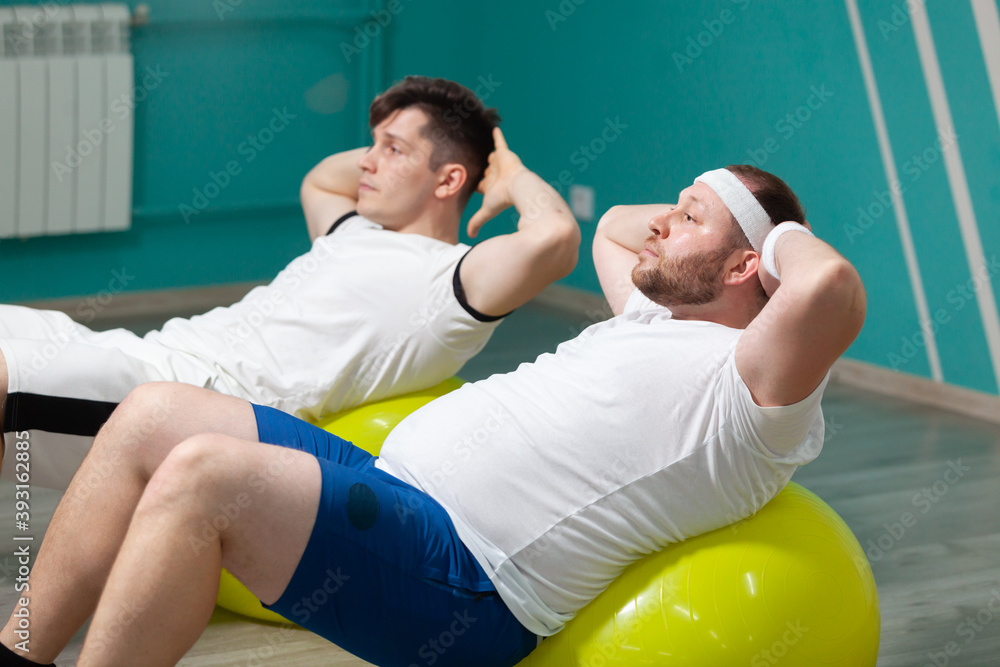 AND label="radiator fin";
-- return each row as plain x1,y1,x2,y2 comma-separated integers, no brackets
0,4,134,239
